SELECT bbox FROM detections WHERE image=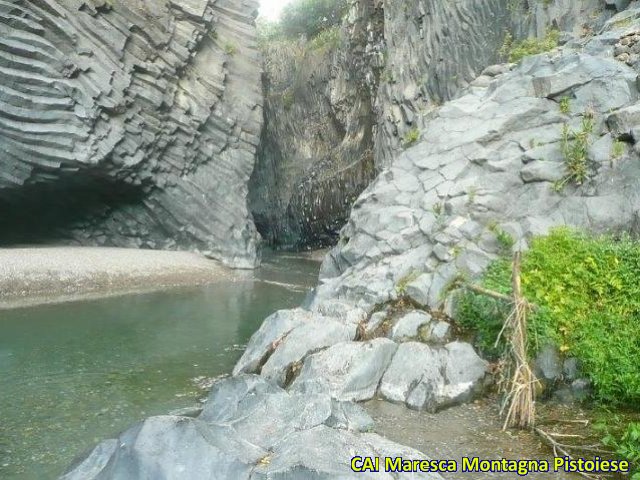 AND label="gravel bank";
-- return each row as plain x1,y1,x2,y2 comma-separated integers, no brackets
0,247,239,310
